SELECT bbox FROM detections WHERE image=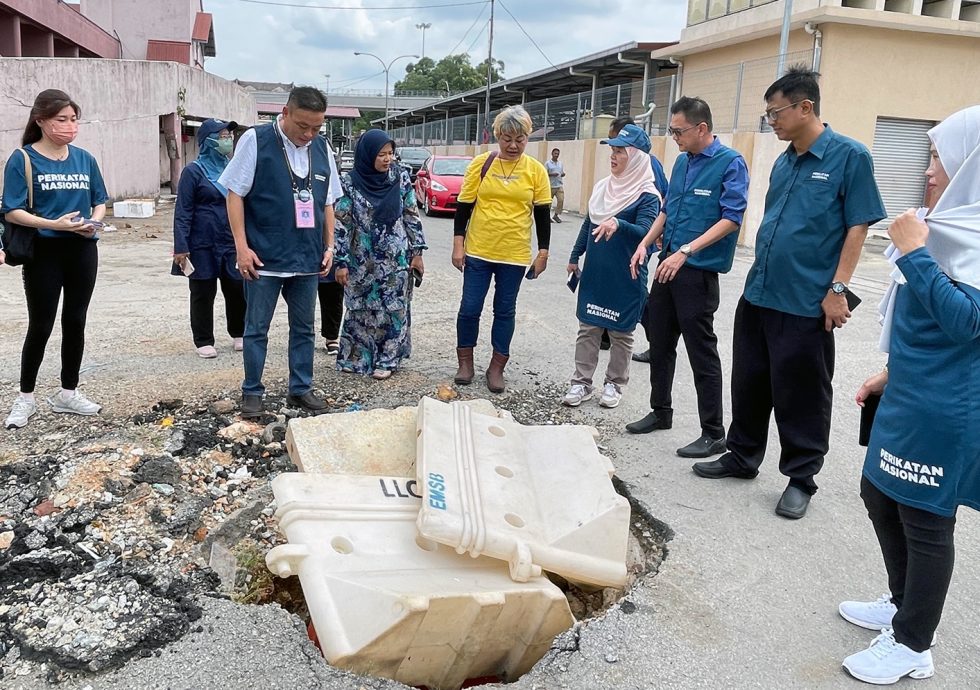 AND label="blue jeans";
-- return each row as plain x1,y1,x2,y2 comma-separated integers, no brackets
242,274,318,396
456,256,525,356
